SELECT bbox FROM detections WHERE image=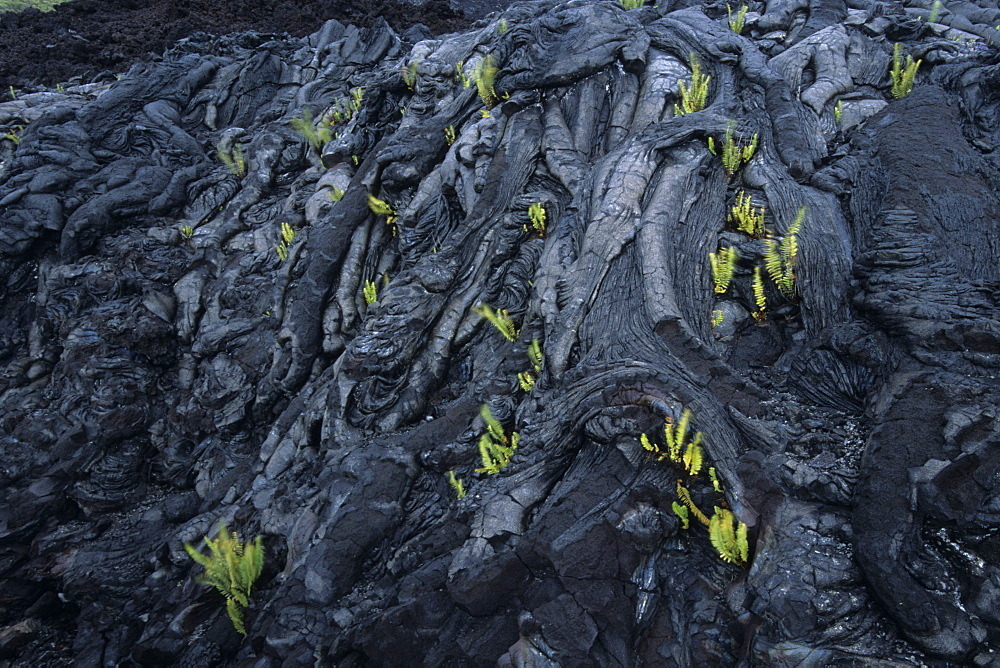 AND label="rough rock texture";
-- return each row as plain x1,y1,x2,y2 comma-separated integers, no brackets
3,0,1000,665
0,0,471,92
